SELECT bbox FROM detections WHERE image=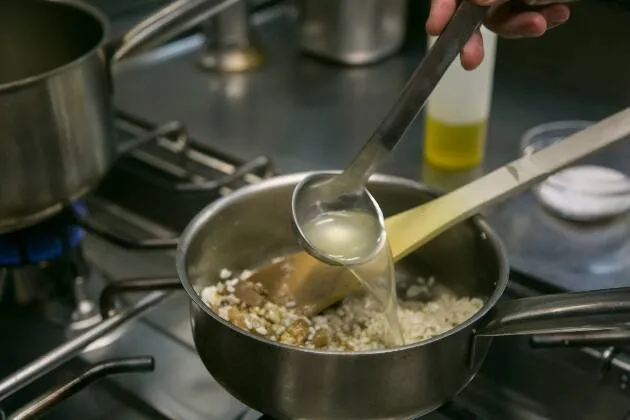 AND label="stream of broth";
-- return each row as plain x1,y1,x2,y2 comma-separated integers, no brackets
302,210,405,346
